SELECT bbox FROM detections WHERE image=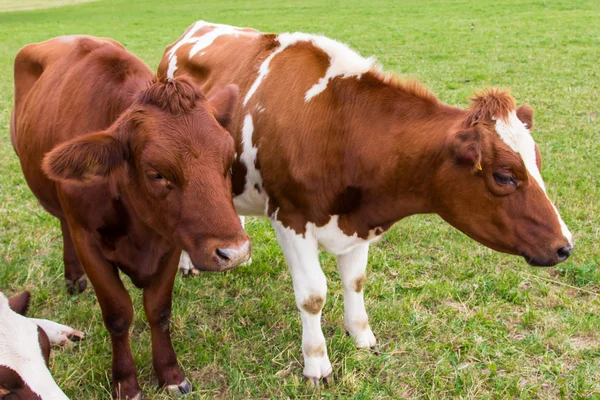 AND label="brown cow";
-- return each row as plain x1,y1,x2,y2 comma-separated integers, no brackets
159,21,574,383
12,35,250,398
1,290,83,400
